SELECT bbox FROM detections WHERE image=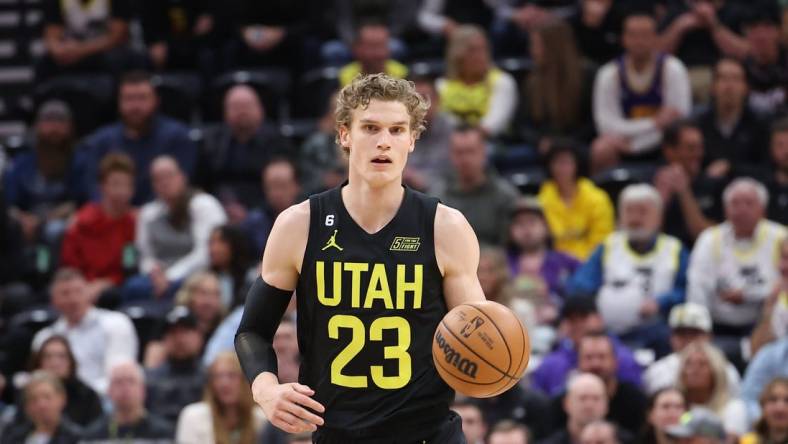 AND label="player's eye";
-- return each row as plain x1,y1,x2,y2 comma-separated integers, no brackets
363,124,378,132
390,127,405,135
